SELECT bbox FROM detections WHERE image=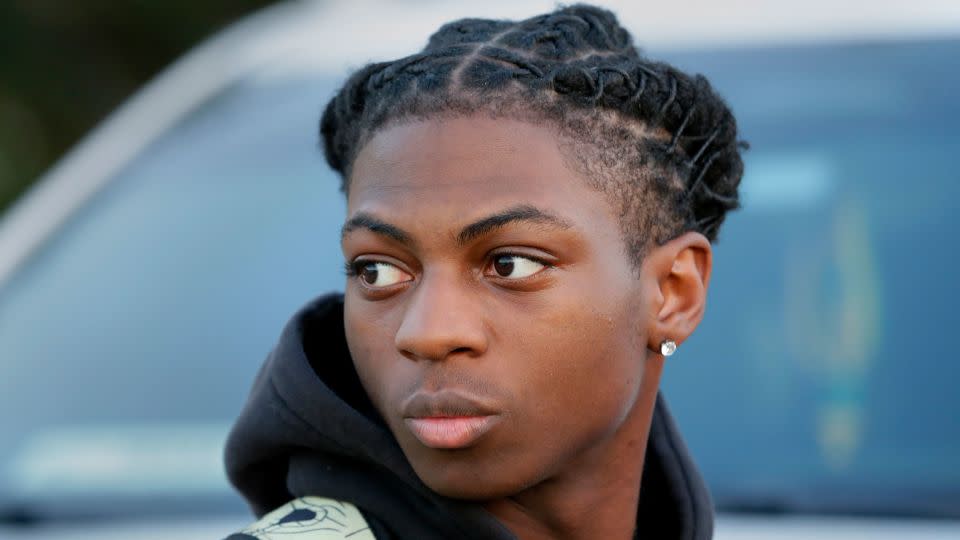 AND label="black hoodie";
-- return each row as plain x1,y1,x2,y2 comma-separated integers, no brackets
225,294,714,539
